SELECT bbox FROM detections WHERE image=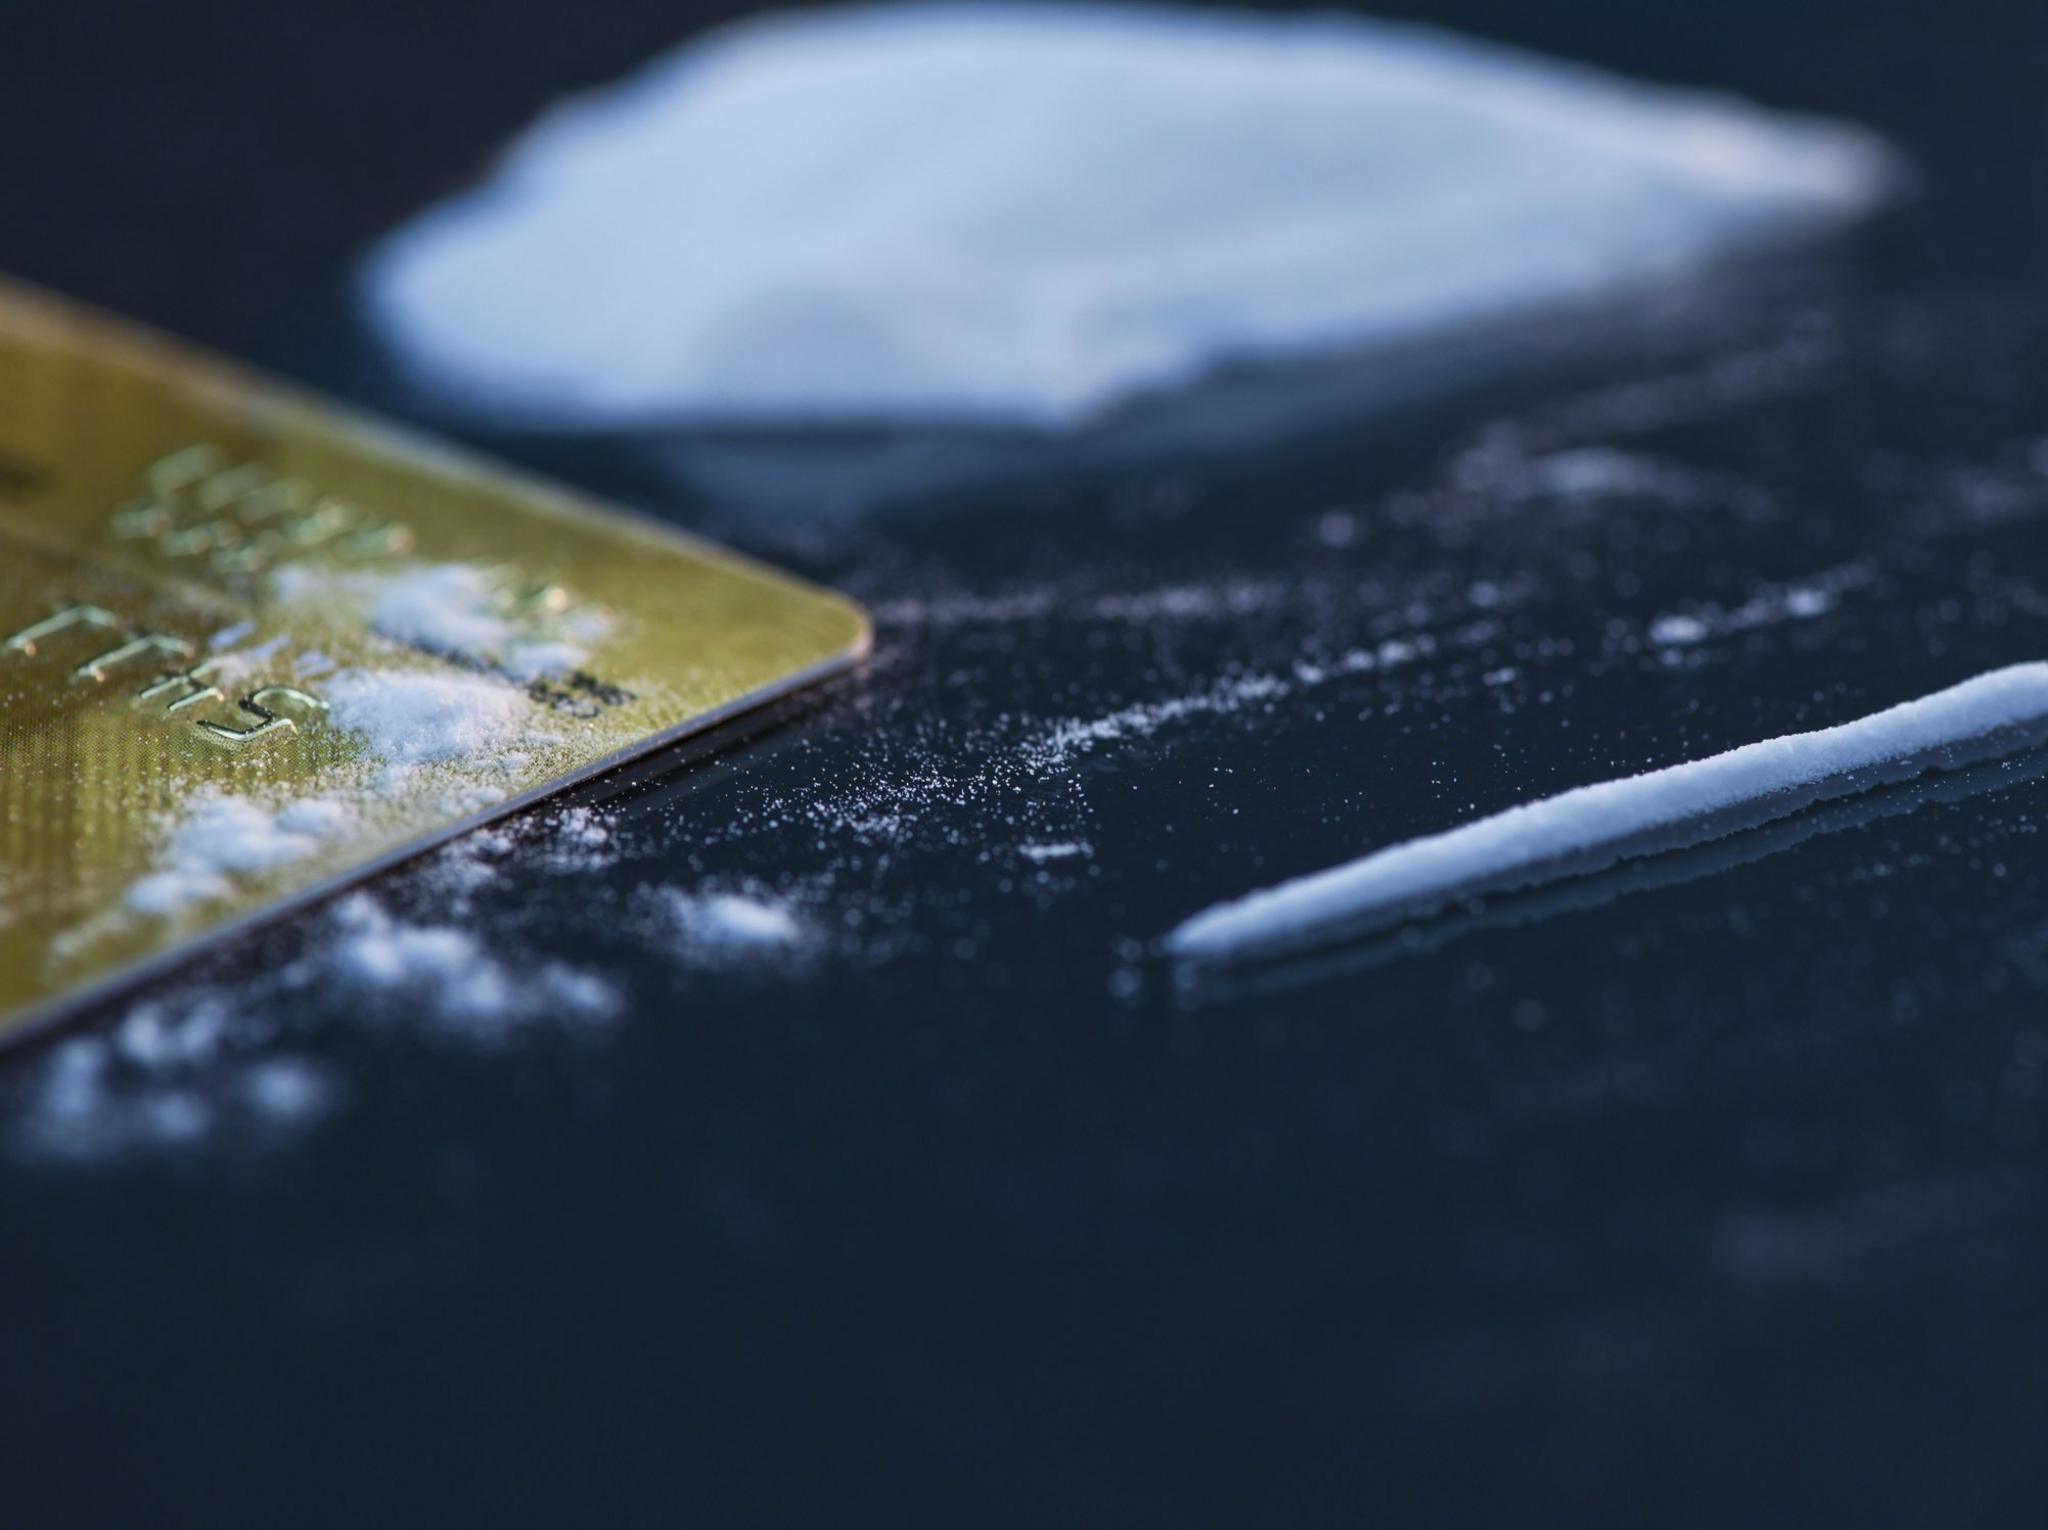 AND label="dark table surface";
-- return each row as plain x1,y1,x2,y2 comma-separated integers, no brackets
7,2,2048,1524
